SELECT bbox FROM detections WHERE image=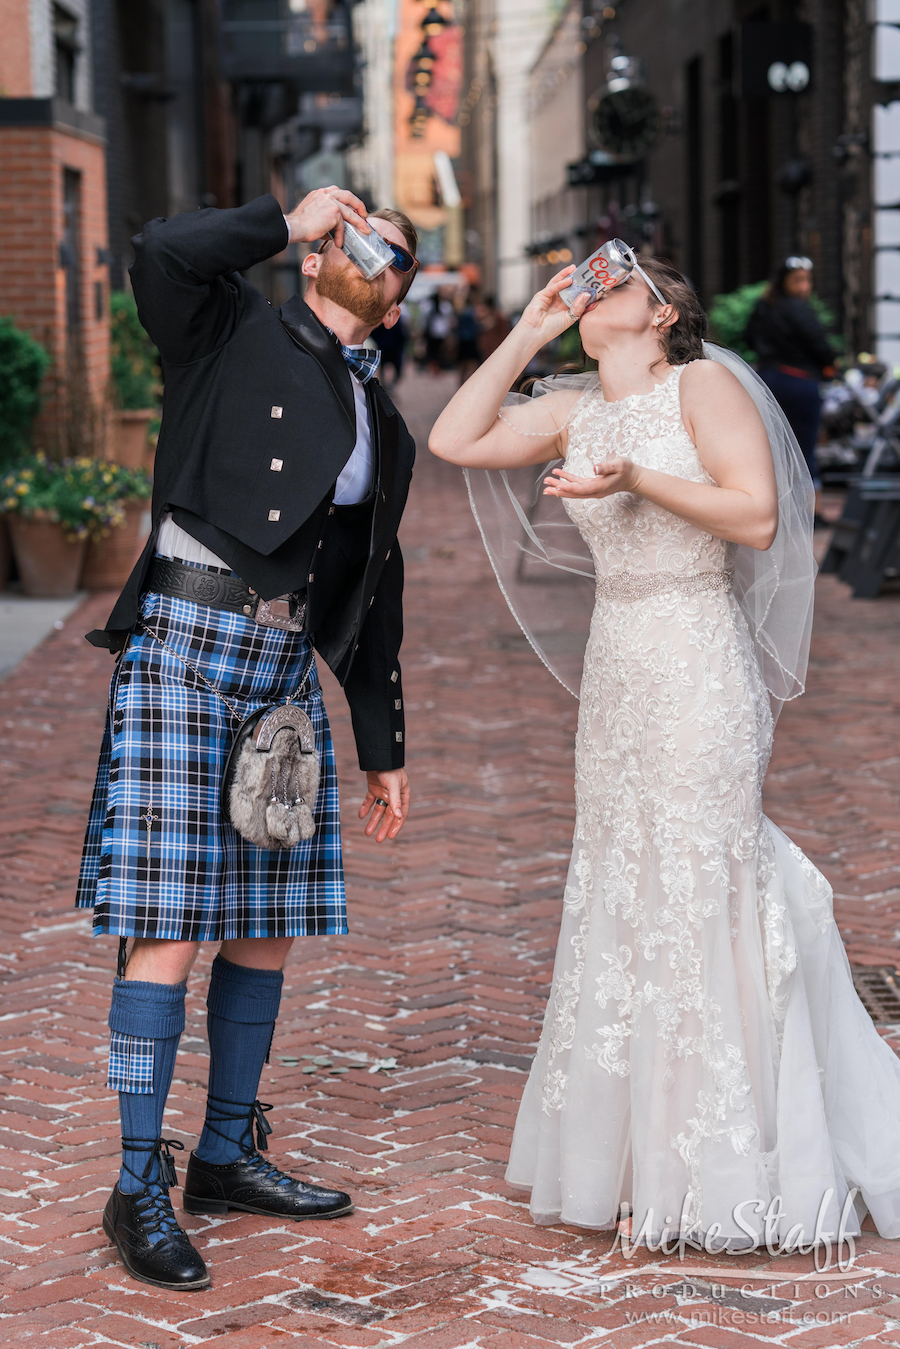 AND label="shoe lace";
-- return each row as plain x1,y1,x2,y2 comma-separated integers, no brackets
120,1136,185,1238
134,1185,182,1237
202,1098,293,1187
203,1096,274,1153
242,1150,294,1188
